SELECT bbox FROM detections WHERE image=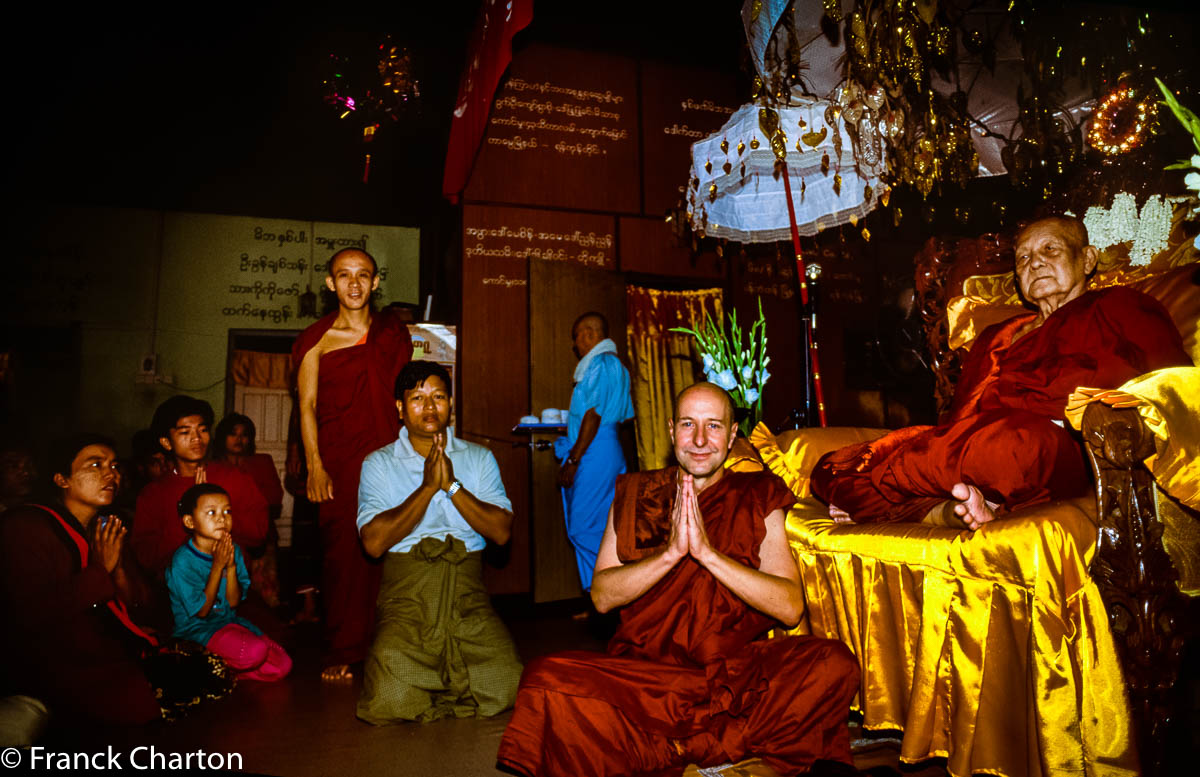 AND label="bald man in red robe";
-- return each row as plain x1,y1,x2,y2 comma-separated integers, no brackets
498,383,860,776
292,248,412,681
813,215,1191,528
